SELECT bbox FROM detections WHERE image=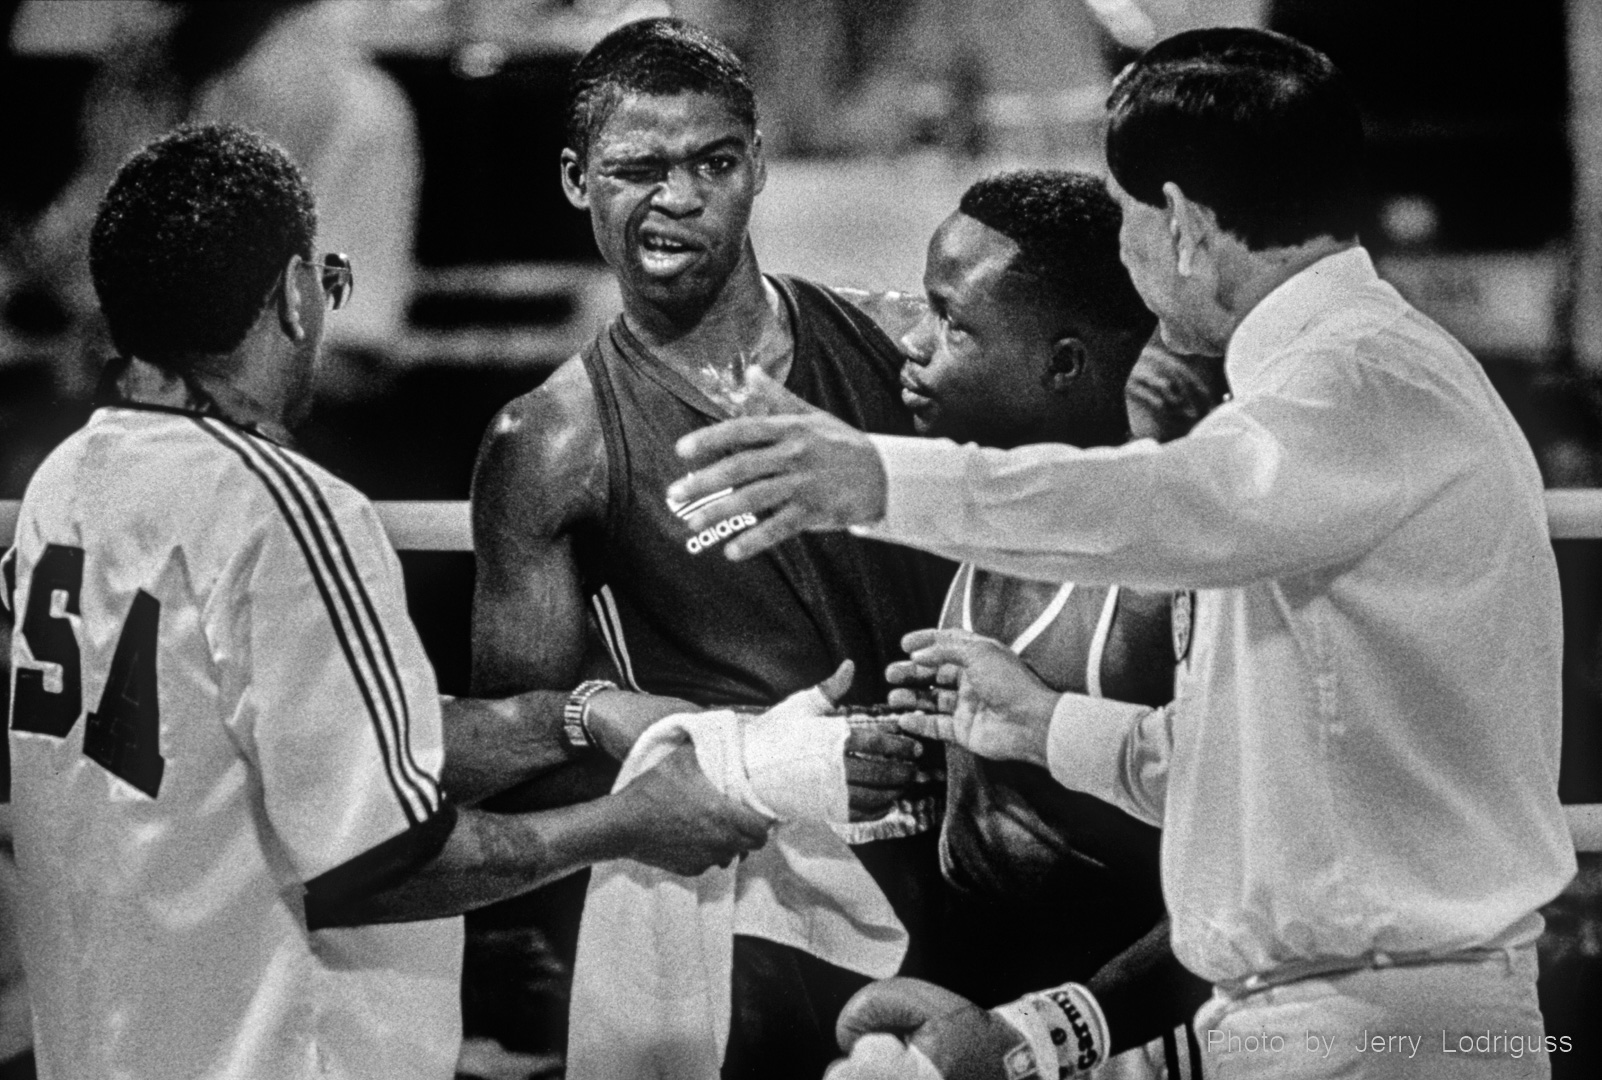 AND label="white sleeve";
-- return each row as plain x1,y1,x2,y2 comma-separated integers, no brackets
210,489,446,883
1045,694,1172,829
856,344,1412,590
